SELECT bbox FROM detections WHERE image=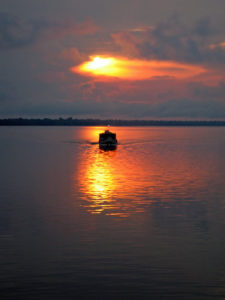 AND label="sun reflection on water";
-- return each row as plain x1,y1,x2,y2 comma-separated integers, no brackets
78,148,128,216
85,151,116,202
75,127,215,218
76,137,153,217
